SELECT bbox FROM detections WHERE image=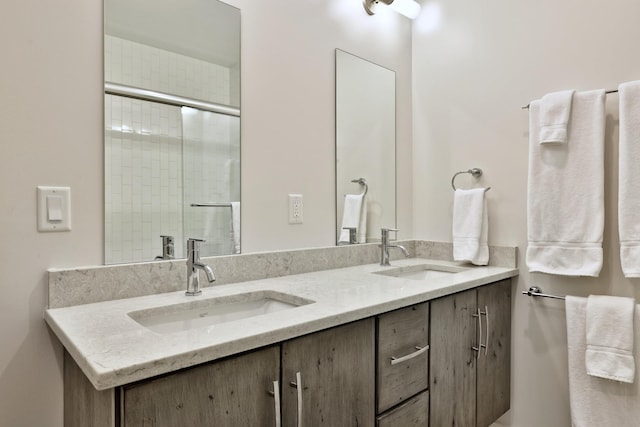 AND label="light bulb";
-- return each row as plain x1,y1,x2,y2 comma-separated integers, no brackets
388,0,421,19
